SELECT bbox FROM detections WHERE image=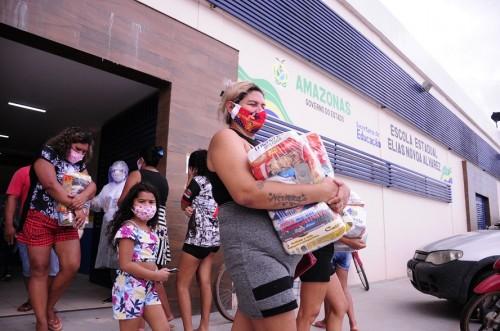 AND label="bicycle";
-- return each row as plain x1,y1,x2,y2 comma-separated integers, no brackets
212,263,303,322
352,250,369,291
213,263,237,322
